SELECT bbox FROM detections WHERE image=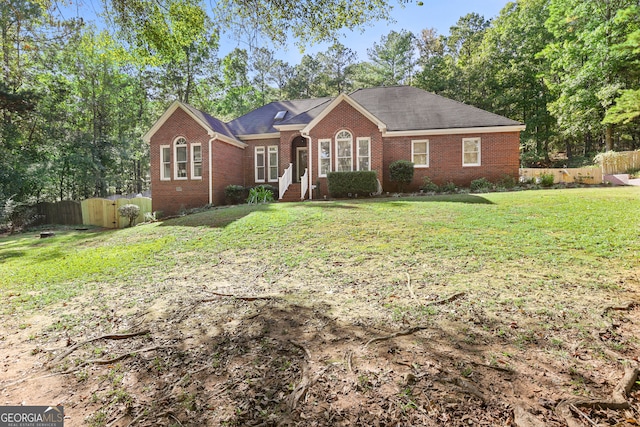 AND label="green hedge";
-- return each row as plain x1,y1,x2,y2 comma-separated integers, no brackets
327,171,378,198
